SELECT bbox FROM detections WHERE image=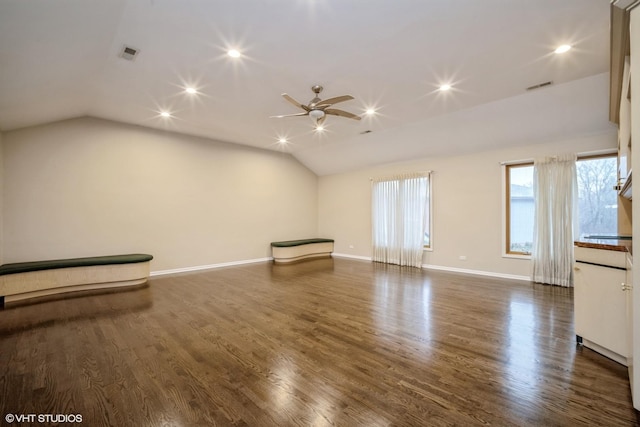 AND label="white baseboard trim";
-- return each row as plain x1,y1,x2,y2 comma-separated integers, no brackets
422,263,531,282
150,257,273,277
149,255,531,282
335,254,530,281
332,253,373,261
